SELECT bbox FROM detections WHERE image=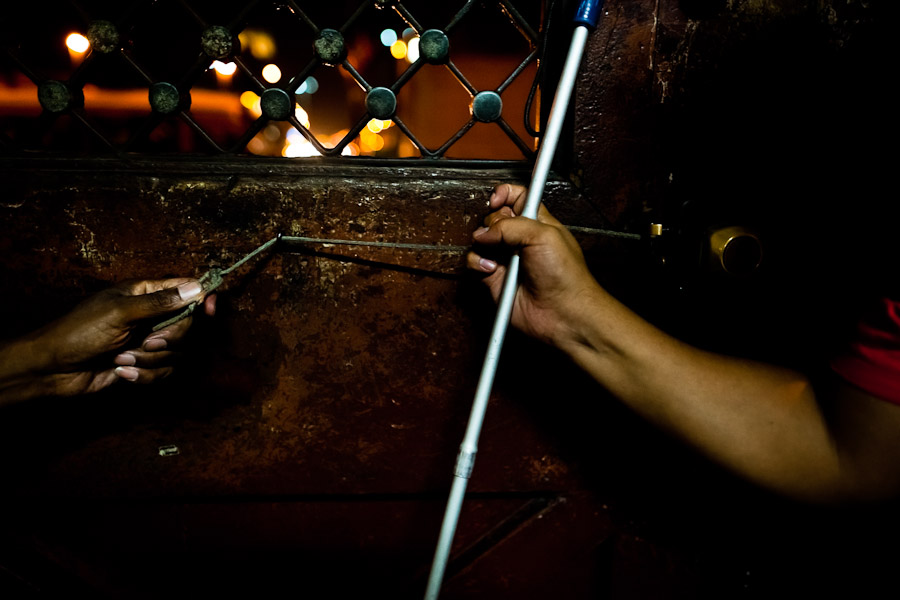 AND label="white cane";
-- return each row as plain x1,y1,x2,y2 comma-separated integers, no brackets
423,2,606,598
